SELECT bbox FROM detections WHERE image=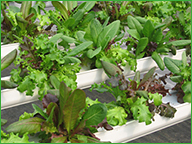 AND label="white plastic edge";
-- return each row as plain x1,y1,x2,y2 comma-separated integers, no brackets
1,49,186,109
95,98,191,143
